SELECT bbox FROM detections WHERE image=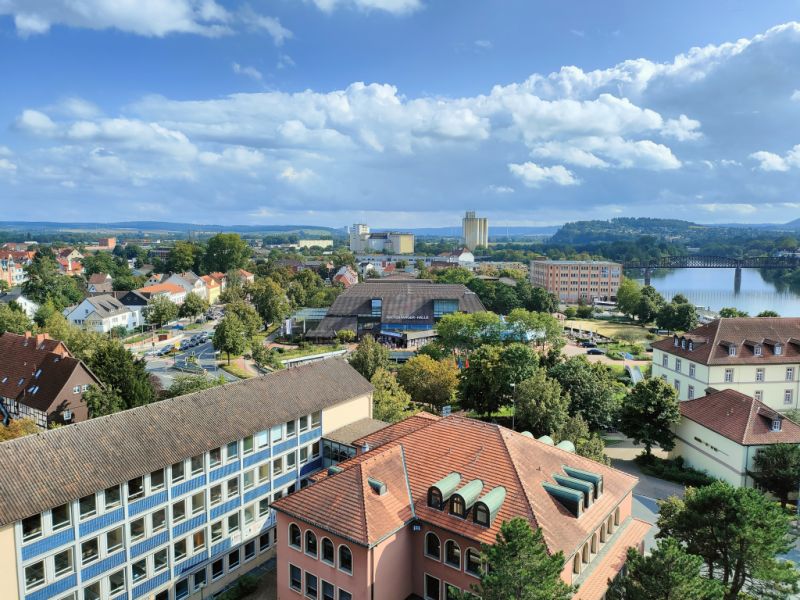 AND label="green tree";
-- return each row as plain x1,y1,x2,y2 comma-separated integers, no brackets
506,308,564,348
616,277,642,318
757,310,780,317
164,374,227,399
435,266,473,284
205,233,251,273
750,443,800,508
549,357,621,430
0,418,40,441
515,369,570,437
144,295,179,328
22,252,84,310
82,385,125,418
249,278,290,326
213,313,247,364
82,252,124,277
0,302,32,334
459,343,538,417
465,518,573,600
335,329,356,344
719,307,749,318
609,538,724,600
552,414,609,465
634,285,665,324
370,368,416,422
397,354,459,409
527,286,559,314
167,241,204,273
179,292,209,319
226,301,262,341
348,335,389,381
656,301,698,332
657,481,800,600
84,342,155,409
436,311,504,351
619,378,680,457
0,280,9,293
